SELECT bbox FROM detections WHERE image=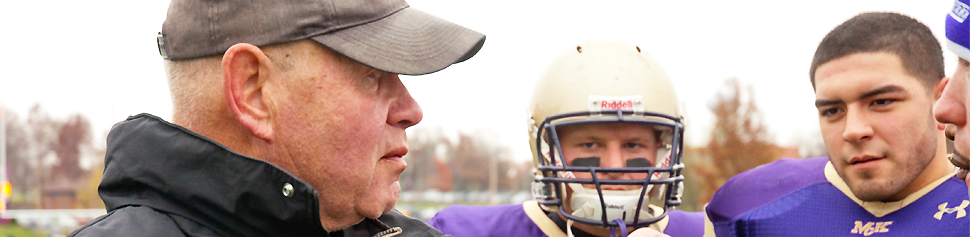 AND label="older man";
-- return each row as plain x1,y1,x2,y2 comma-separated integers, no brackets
933,0,970,187
68,0,484,236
